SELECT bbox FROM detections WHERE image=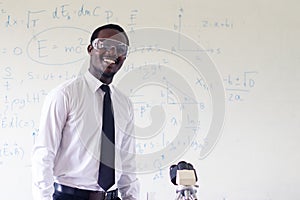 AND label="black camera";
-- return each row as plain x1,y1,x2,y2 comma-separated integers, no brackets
169,161,198,185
